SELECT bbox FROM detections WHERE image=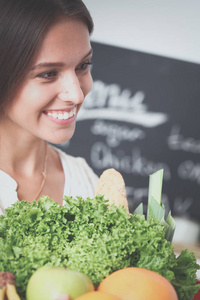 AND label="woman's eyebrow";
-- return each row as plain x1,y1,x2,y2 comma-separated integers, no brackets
30,48,93,71
30,62,64,71
82,48,93,60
